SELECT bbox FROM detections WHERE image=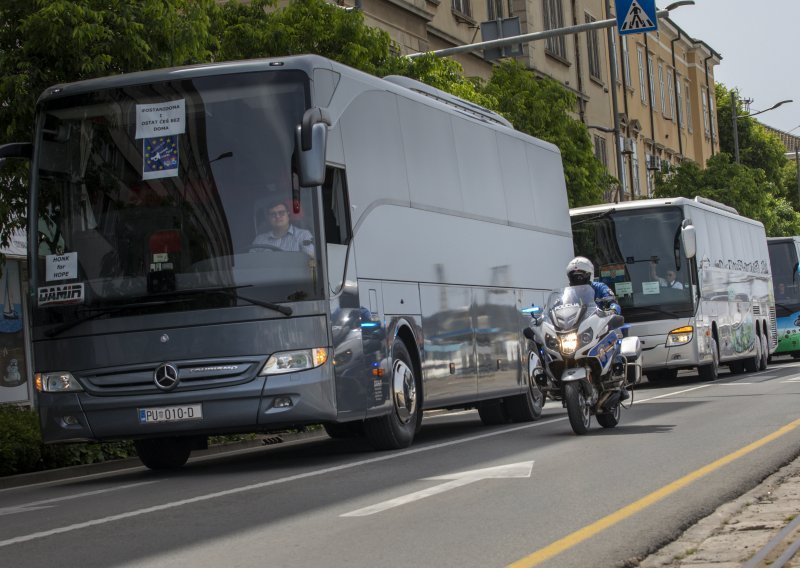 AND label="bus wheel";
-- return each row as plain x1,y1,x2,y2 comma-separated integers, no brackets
759,335,769,371
504,368,544,422
743,336,761,372
698,338,719,381
364,339,419,450
134,437,192,470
